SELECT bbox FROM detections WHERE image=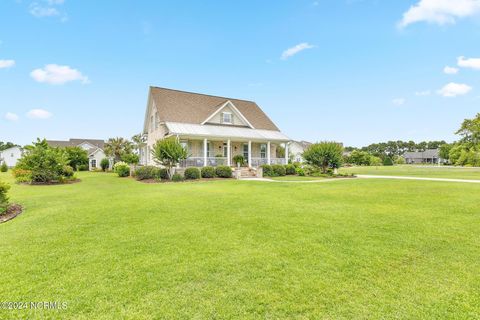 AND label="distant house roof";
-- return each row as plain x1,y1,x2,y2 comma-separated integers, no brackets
165,122,289,142
404,149,439,159
147,87,280,132
47,139,105,149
